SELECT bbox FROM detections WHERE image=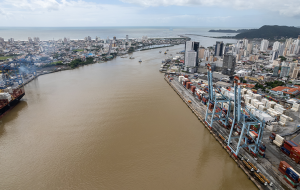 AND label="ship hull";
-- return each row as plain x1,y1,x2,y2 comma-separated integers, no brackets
0,93,25,117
